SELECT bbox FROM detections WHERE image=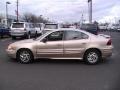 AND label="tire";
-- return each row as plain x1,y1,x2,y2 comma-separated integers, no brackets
27,33,31,39
84,49,101,65
12,36,16,40
17,49,34,64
